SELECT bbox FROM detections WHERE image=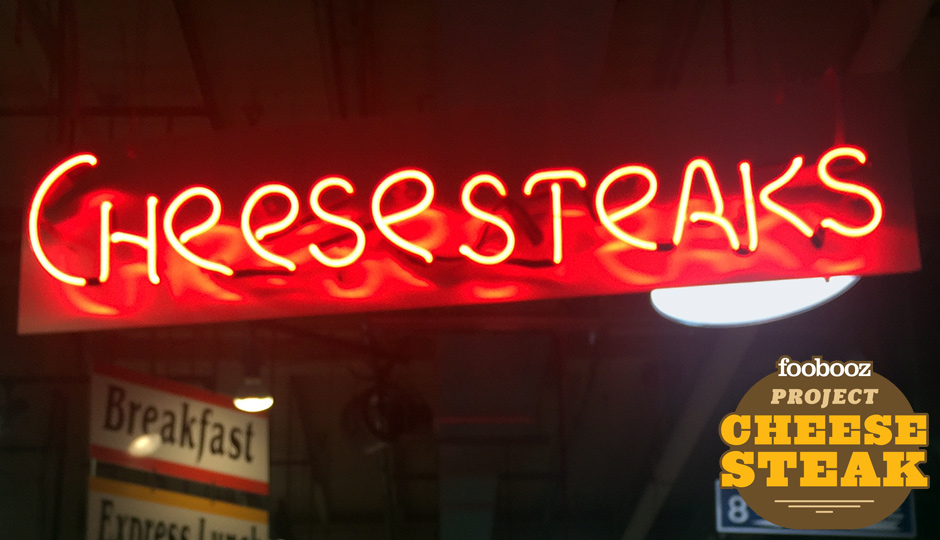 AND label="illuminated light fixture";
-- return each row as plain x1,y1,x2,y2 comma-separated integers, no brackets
650,275,859,327
127,433,161,457
233,377,274,413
